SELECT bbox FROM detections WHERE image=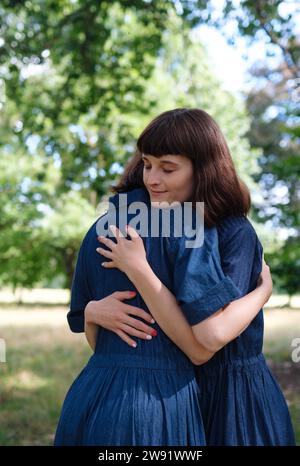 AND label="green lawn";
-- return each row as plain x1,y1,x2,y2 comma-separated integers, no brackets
0,305,299,445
